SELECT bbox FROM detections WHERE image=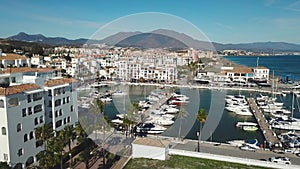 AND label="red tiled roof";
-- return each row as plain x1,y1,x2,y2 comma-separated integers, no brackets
0,67,56,74
44,78,76,87
0,84,40,96
0,53,27,60
225,66,253,74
